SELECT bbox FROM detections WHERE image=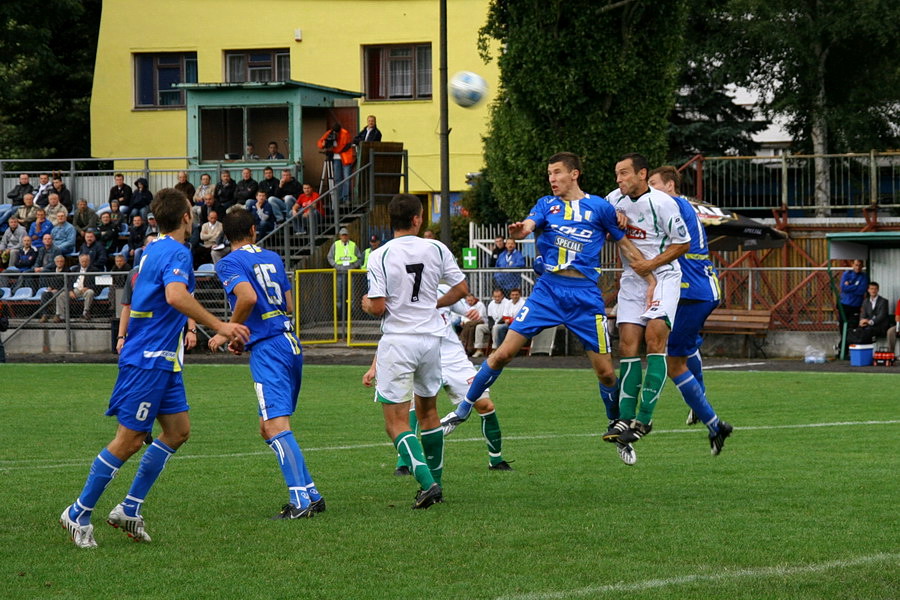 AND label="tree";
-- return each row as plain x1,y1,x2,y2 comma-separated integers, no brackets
478,0,689,218
0,0,101,159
